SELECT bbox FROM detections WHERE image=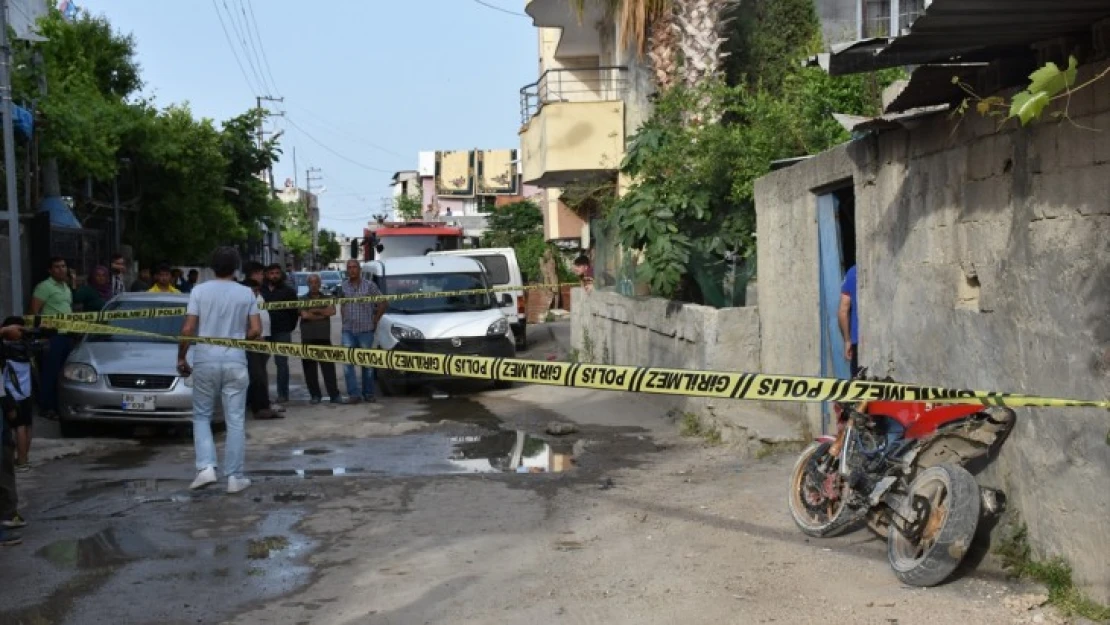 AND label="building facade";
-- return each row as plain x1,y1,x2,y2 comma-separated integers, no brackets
388,149,541,240
518,0,655,246
276,178,320,269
